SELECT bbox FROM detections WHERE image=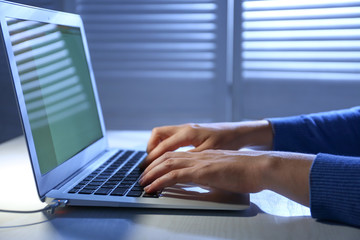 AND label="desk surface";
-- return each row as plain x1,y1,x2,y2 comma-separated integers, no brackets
0,131,359,240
